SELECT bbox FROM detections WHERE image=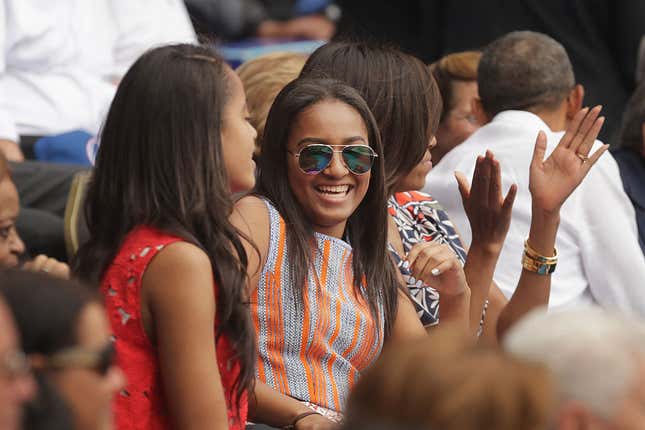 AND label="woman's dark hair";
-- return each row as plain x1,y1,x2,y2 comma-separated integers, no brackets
0,270,97,430
617,79,645,153
300,41,442,194
256,77,399,336
73,44,255,401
